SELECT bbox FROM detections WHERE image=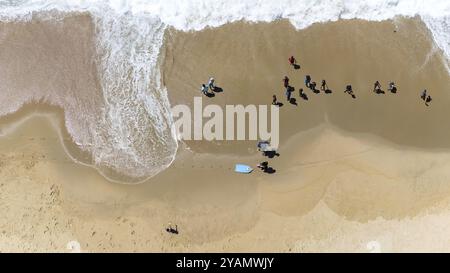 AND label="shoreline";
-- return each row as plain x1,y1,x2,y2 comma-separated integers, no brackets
0,103,144,184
